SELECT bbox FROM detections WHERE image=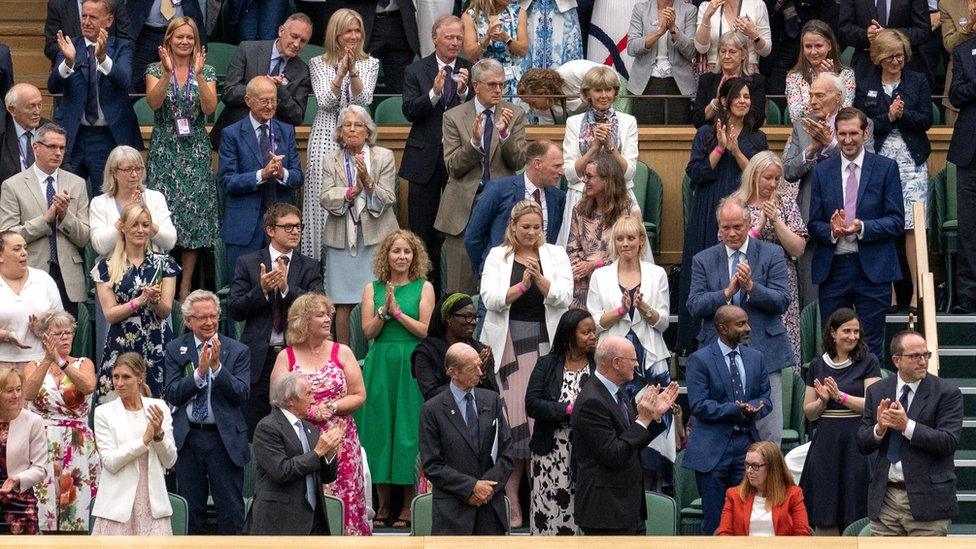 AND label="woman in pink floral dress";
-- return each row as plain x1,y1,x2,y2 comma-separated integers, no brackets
271,292,370,535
